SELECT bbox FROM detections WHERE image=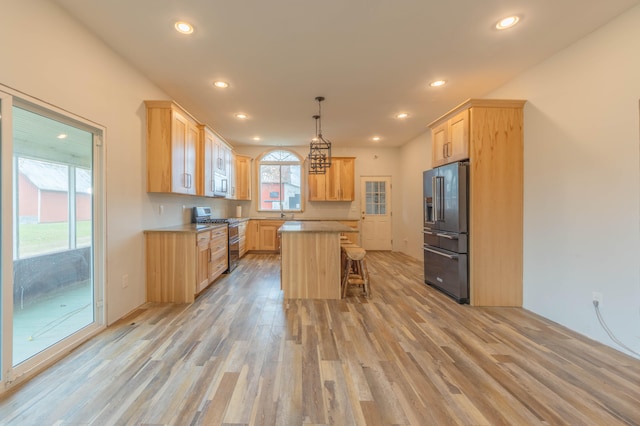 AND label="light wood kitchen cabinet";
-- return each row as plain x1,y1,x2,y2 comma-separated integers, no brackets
234,154,252,200
145,100,198,195
258,220,283,251
145,225,228,303
208,226,228,284
196,231,211,292
246,220,259,251
238,220,248,257
428,99,525,307
308,157,355,201
432,109,469,167
214,136,232,197
227,150,236,199
246,220,284,252
198,125,216,197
